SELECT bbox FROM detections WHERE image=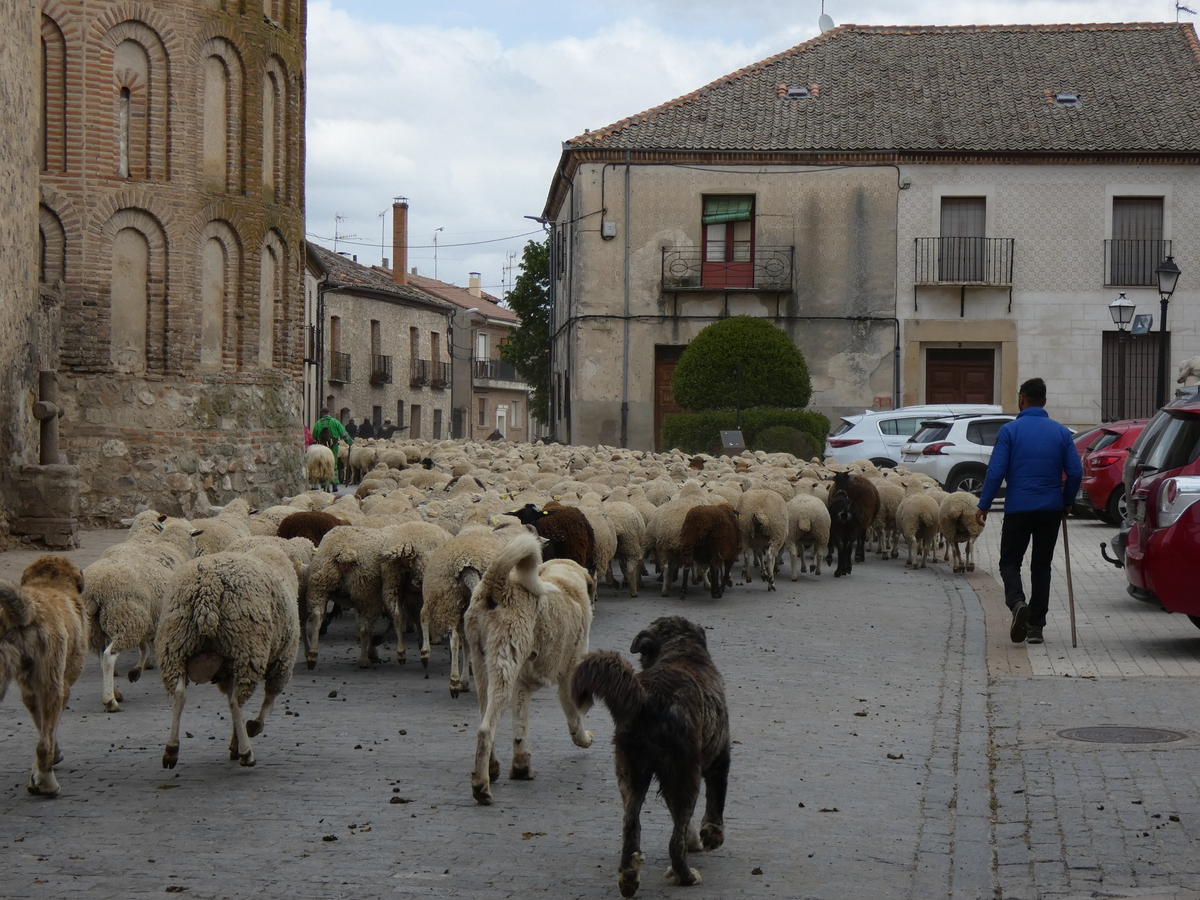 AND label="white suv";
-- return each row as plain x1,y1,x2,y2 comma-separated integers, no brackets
825,404,1004,467
899,413,1016,494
